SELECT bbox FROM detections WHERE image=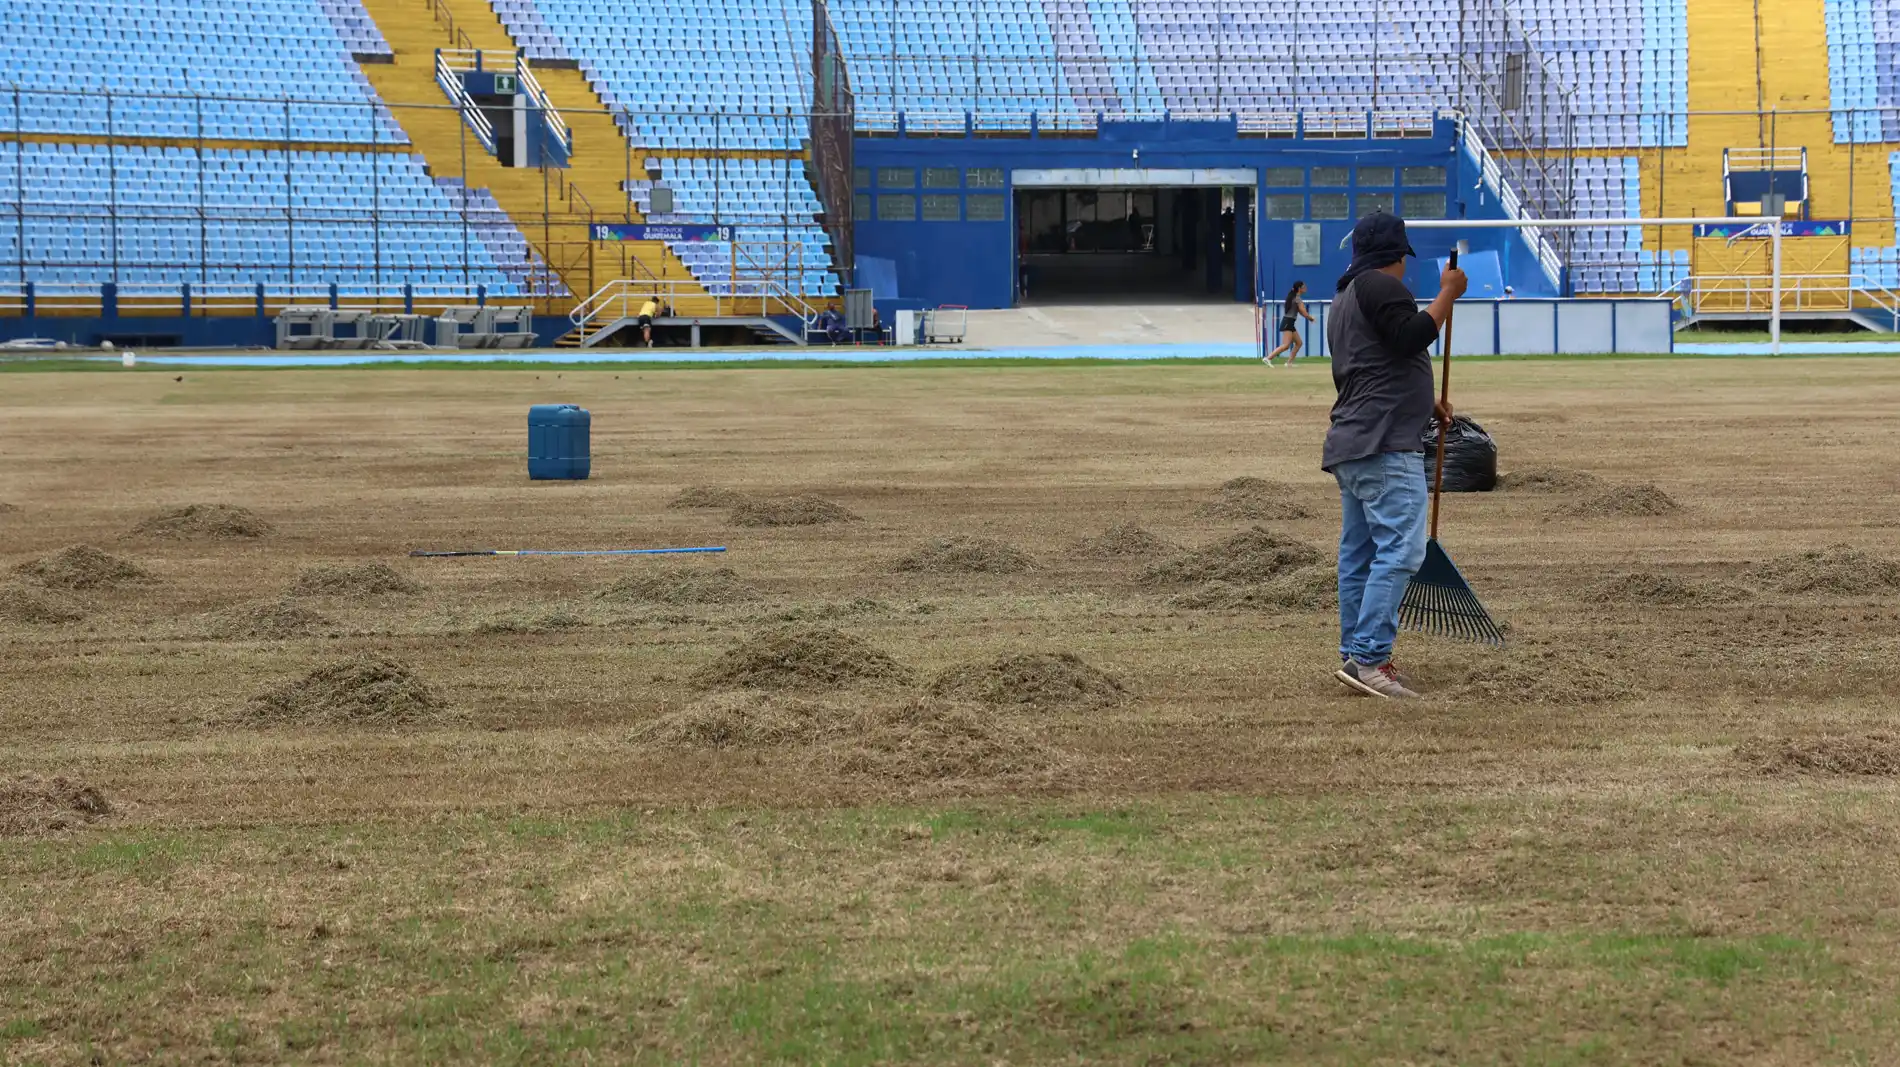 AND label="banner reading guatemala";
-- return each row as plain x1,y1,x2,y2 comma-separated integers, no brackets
592,223,733,242
1693,220,1851,239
